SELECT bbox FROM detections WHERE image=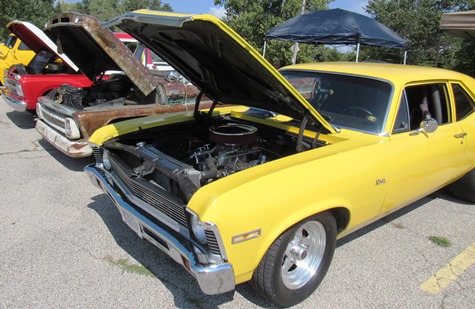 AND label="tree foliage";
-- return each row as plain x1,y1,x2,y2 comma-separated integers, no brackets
365,0,475,72
0,0,55,40
0,0,172,41
70,0,172,22
214,0,340,66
